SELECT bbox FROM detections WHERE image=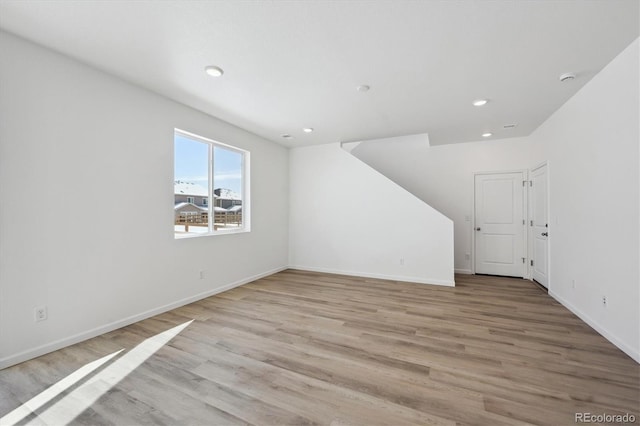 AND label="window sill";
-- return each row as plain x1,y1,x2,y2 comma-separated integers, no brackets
174,227,250,239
